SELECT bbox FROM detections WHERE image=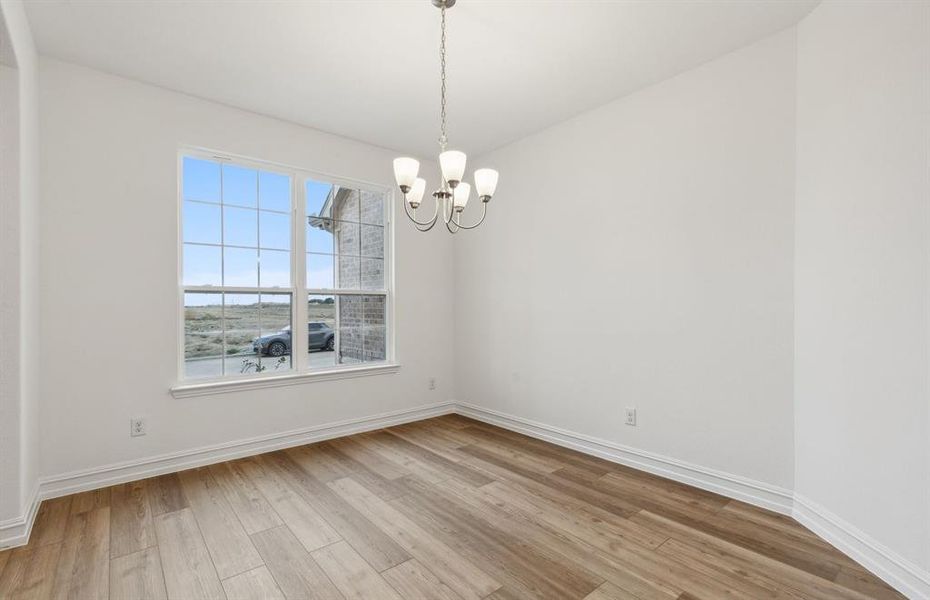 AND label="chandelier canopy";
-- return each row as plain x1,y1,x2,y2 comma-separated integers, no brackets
392,0,499,233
